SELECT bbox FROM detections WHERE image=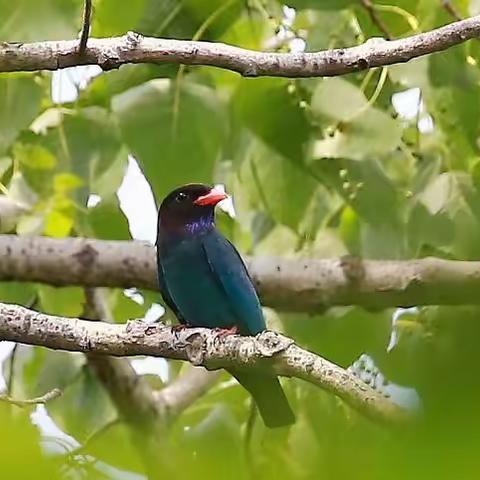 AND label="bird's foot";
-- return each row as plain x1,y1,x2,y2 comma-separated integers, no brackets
213,326,240,337
171,323,191,332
